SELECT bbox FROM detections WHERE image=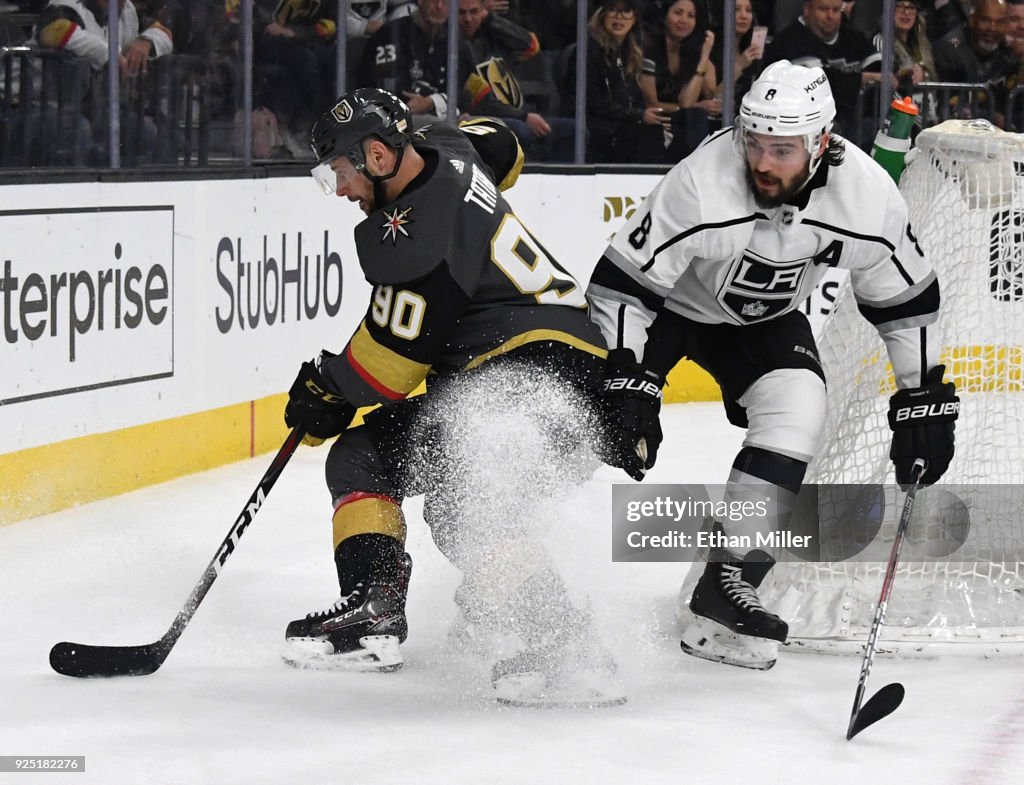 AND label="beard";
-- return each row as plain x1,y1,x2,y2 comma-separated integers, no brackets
745,162,811,209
